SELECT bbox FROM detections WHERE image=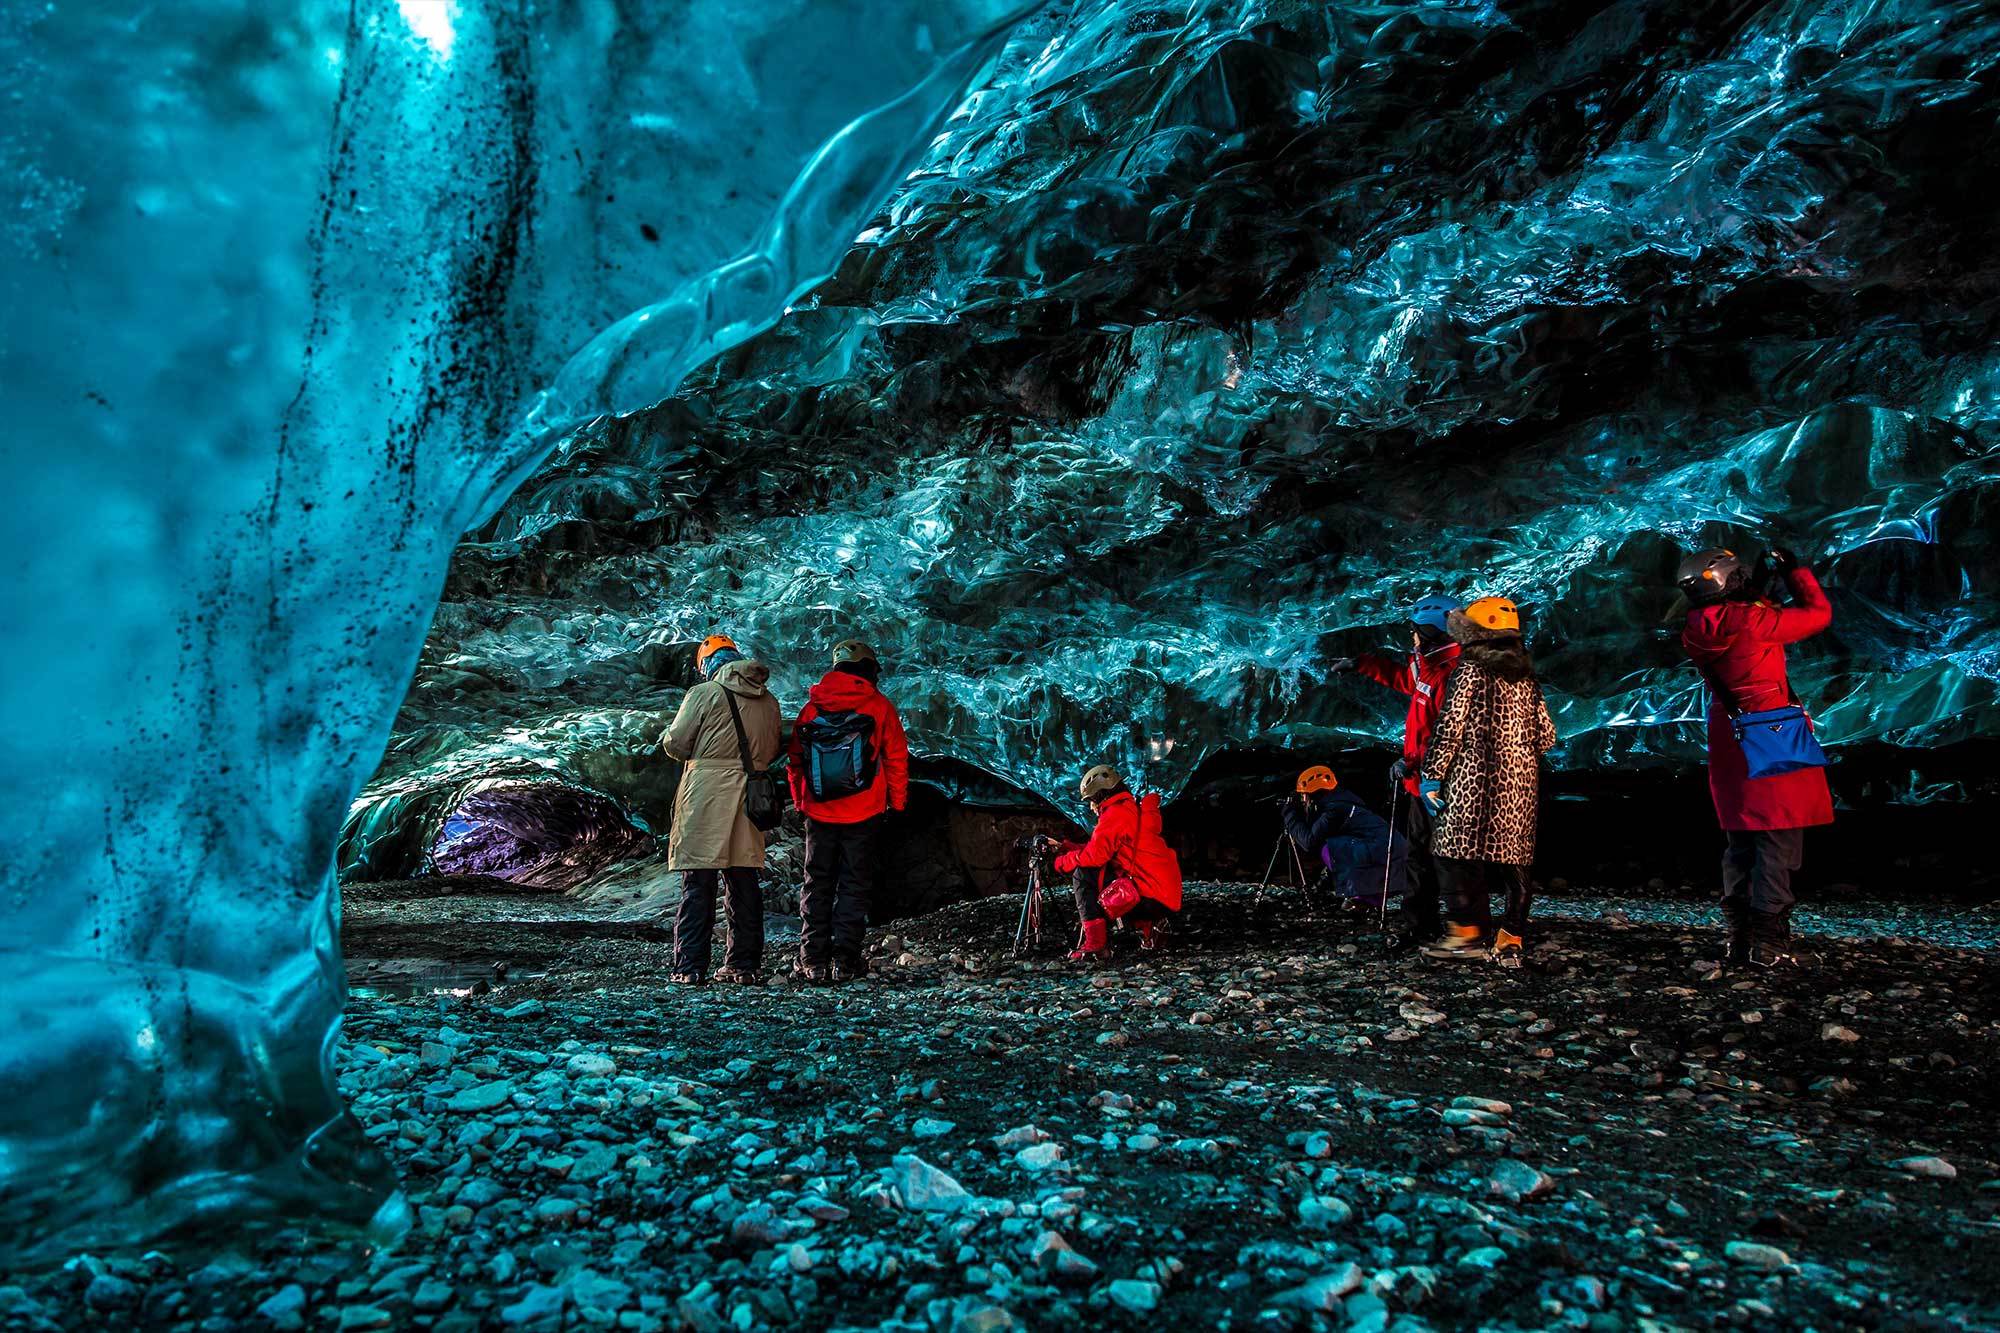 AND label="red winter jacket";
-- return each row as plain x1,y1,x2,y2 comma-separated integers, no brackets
1355,642,1462,797
786,669,910,824
1683,569,1834,831
1053,790,1183,912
